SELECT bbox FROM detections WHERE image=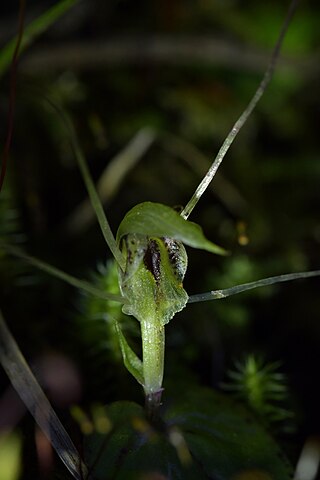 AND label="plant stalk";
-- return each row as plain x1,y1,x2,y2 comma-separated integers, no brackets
141,317,165,417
